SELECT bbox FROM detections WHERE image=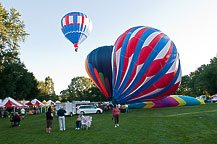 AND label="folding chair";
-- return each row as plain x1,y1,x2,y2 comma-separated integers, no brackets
81,116,92,130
